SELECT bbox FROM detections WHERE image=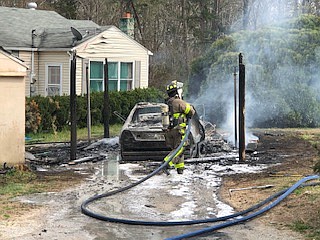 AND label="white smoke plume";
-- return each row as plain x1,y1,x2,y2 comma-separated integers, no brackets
190,1,320,146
